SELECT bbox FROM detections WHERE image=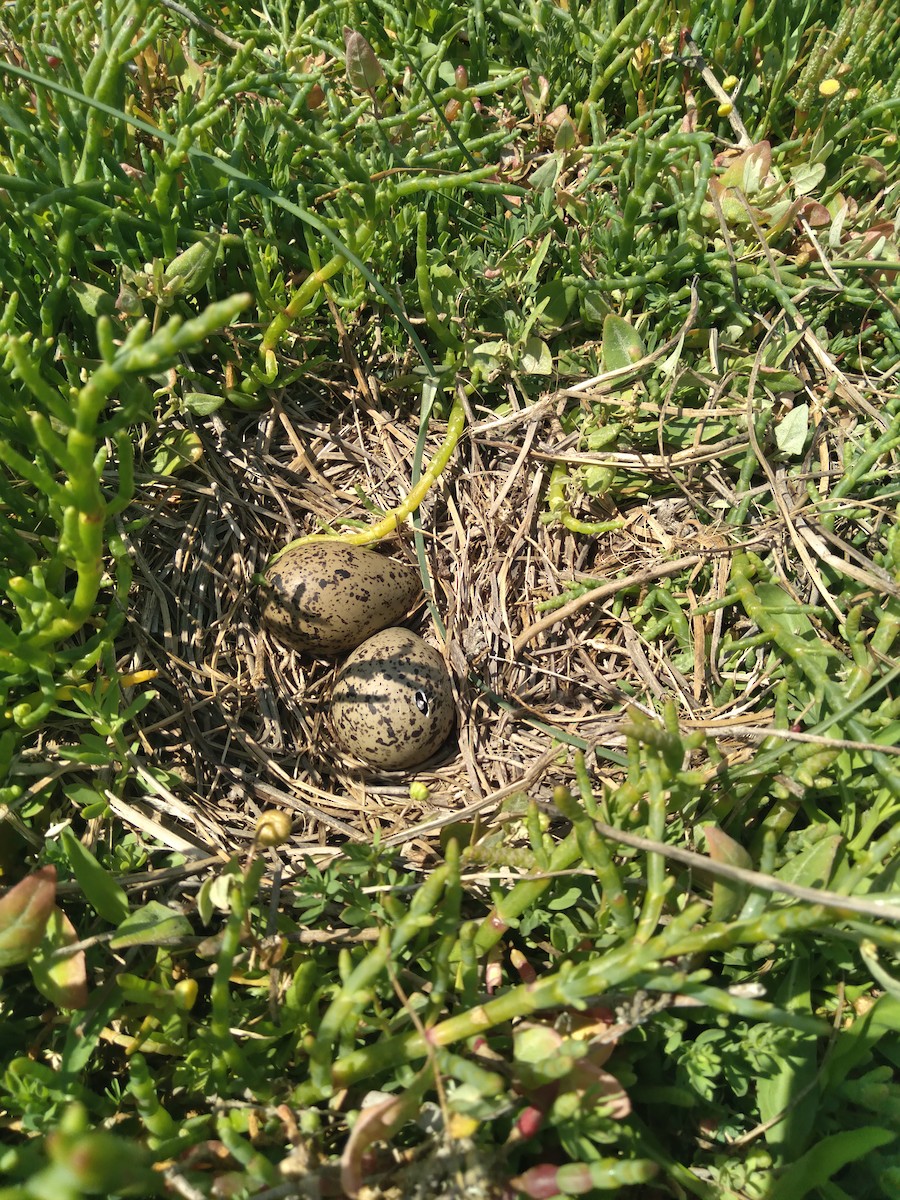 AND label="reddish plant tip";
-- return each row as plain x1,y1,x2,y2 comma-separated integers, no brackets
515,1104,546,1138
510,948,537,983
508,1163,561,1200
